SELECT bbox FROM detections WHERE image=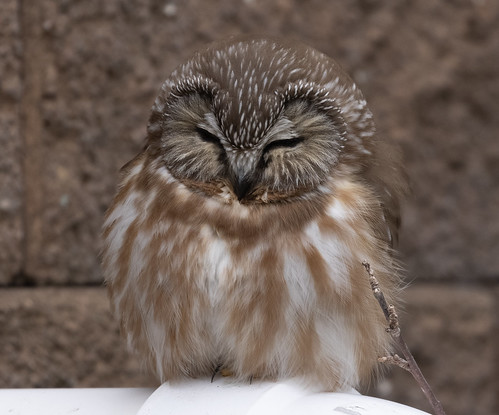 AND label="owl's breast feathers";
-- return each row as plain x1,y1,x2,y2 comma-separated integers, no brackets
102,152,401,391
